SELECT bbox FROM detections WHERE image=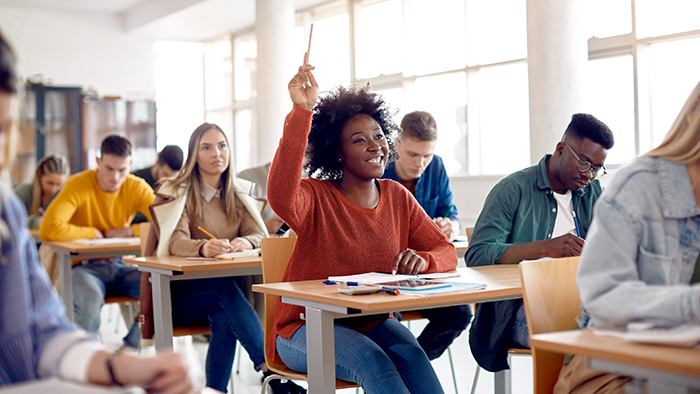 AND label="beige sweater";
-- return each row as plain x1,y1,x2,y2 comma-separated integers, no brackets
169,192,264,257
